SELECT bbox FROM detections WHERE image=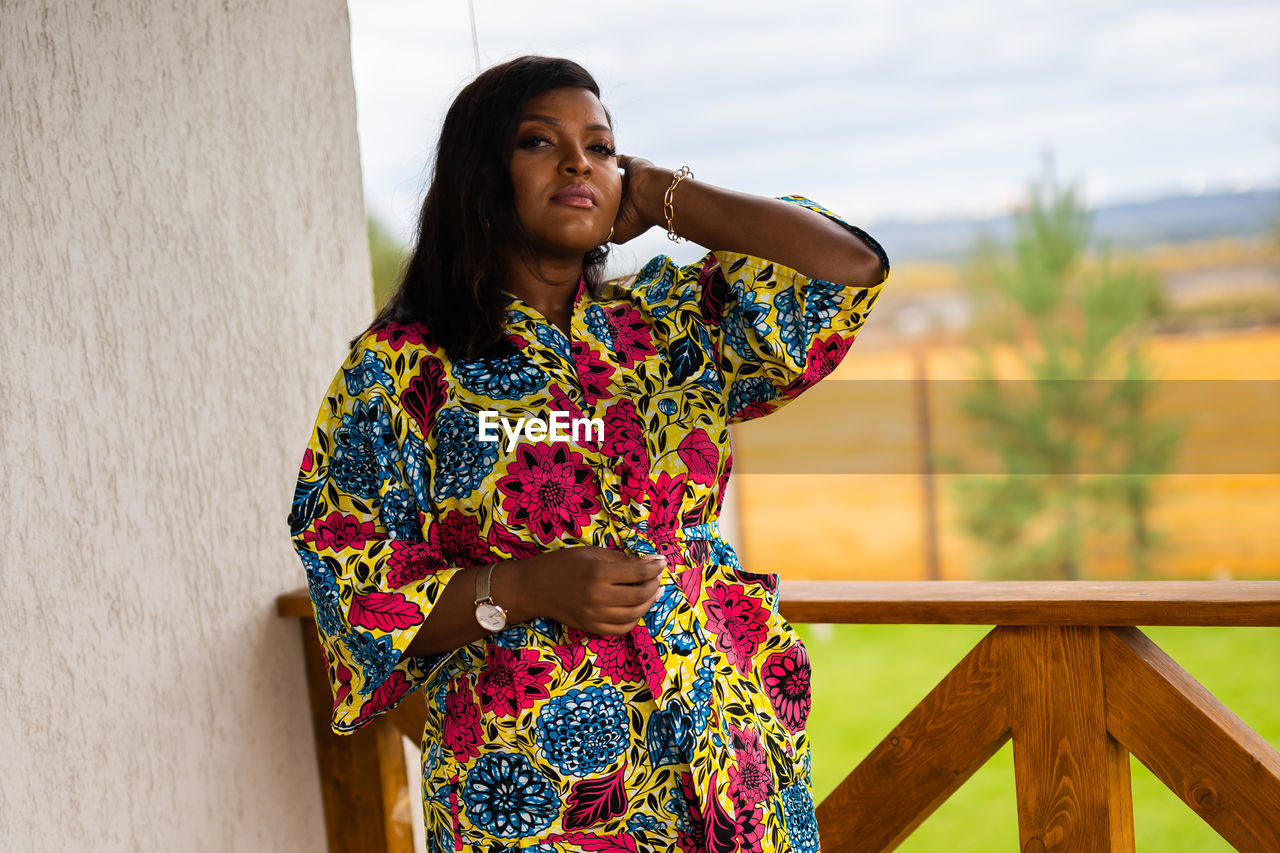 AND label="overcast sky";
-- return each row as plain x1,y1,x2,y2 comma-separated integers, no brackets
348,0,1280,269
